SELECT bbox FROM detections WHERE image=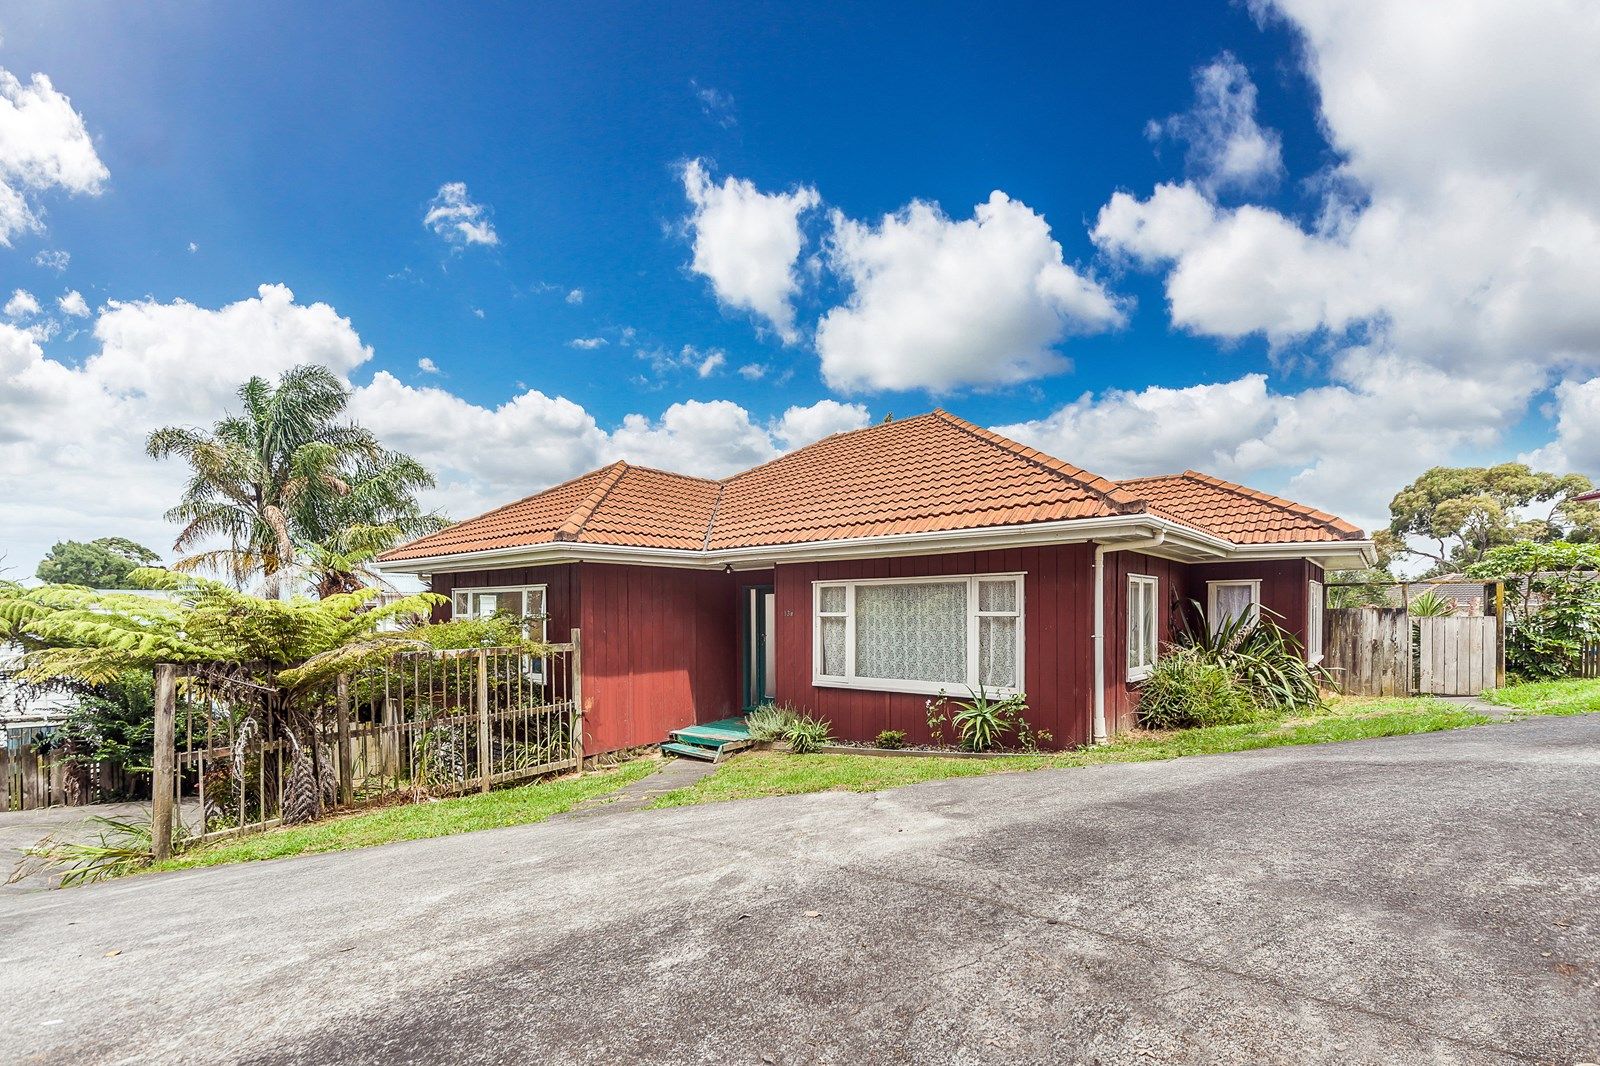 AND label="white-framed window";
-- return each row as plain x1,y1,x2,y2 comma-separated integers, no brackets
1307,579,1324,663
451,585,549,643
812,574,1024,696
1127,574,1159,682
1207,579,1261,632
